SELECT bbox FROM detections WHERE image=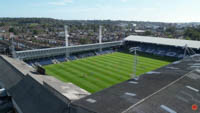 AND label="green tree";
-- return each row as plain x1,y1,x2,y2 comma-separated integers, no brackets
184,27,200,40
166,27,176,34
9,28,15,32
0,23,5,27
185,36,191,40
33,30,39,35
144,31,152,36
